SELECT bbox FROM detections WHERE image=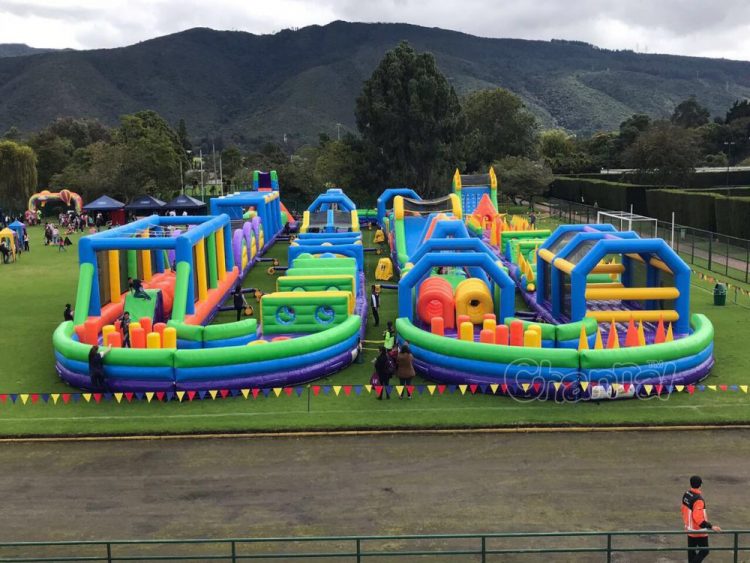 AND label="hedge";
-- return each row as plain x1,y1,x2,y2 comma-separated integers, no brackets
645,190,718,232
714,196,750,239
548,178,667,214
